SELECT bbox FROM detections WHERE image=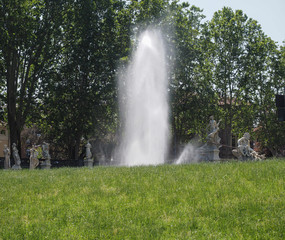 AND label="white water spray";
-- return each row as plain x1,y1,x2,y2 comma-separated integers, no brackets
175,143,199,164
119,29,169,166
